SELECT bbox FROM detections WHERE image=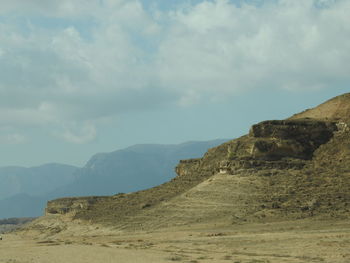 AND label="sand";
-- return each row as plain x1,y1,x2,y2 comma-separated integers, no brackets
1,219,350,263
0,234,168,263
